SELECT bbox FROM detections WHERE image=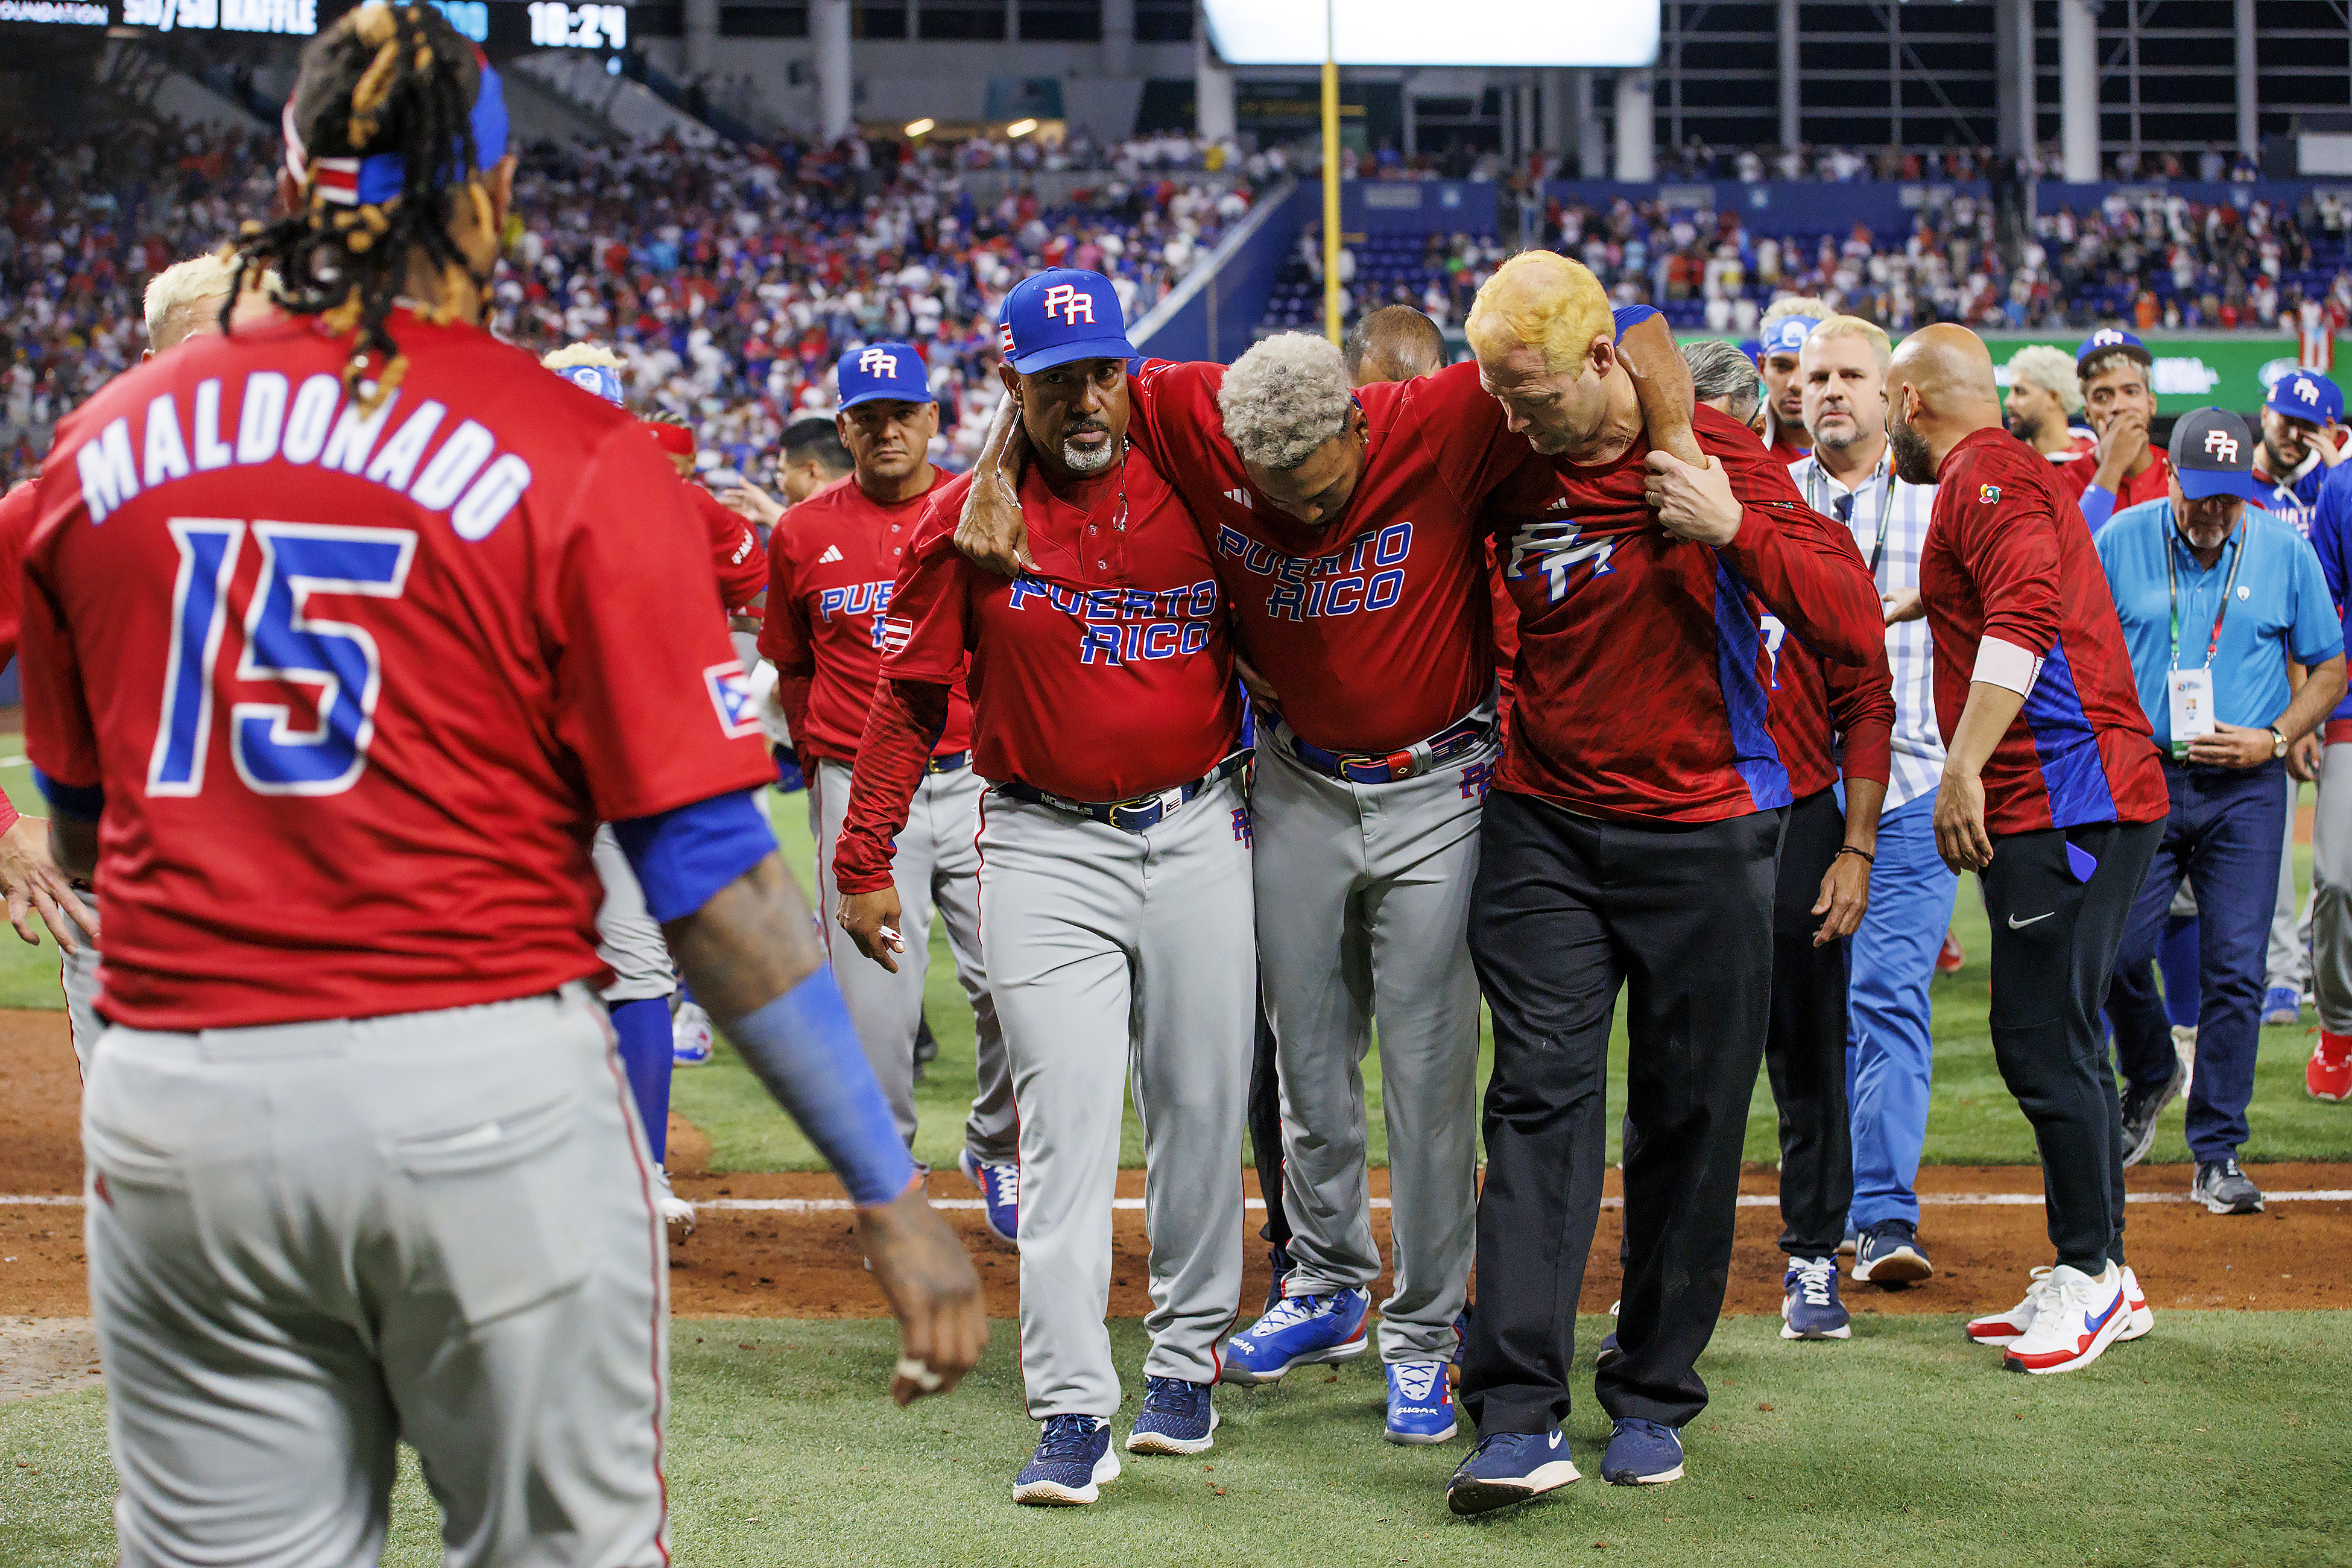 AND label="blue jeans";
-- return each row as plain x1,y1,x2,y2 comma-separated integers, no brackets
1845,792,1960,1230
2105,758,2286,1162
